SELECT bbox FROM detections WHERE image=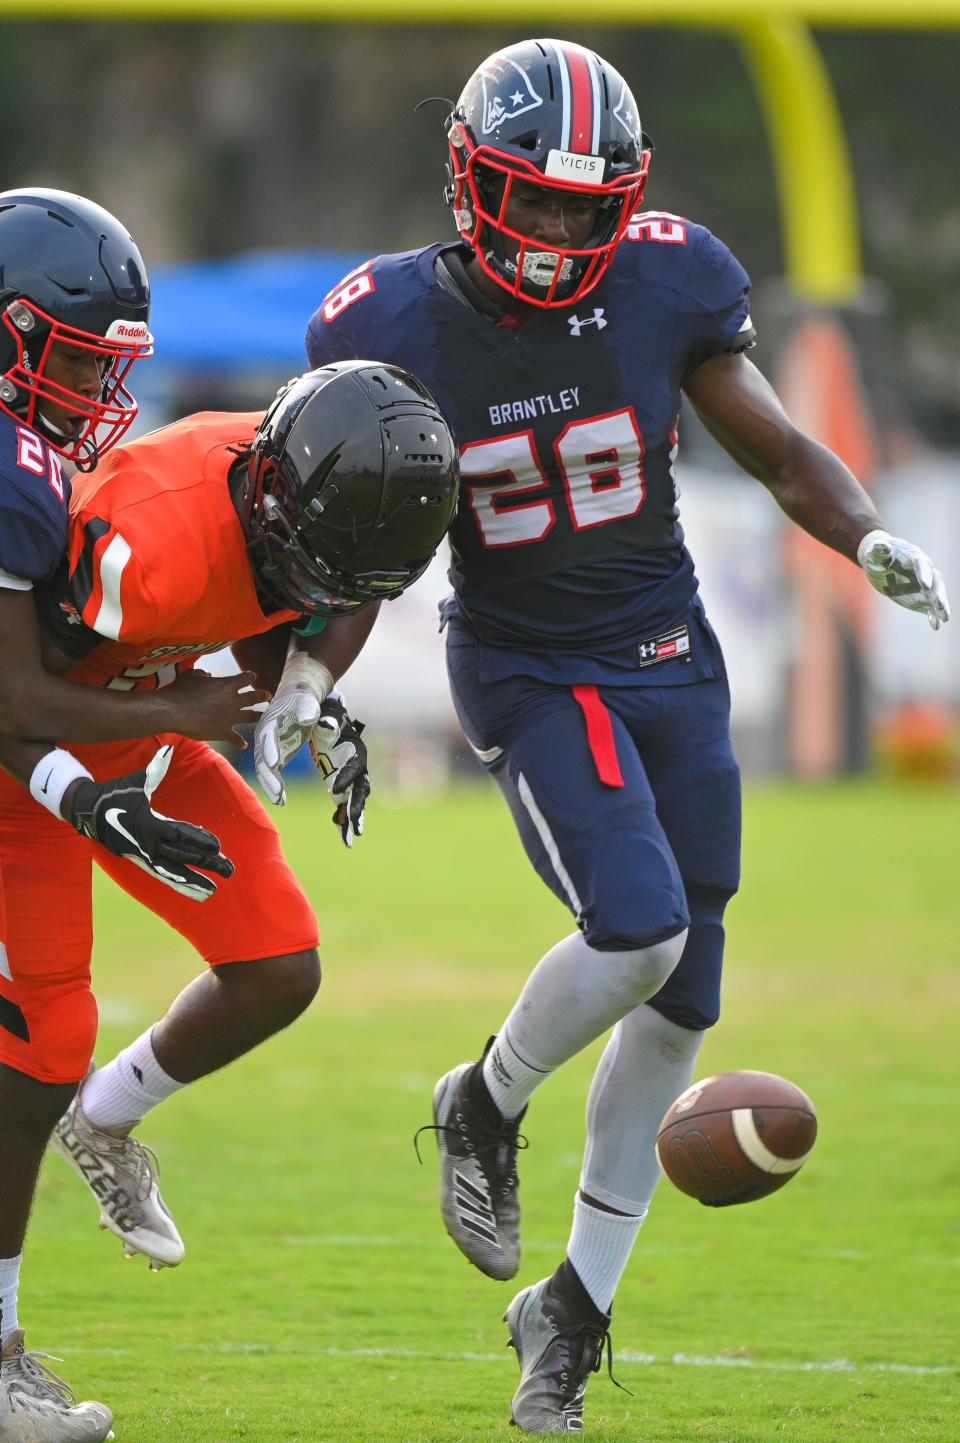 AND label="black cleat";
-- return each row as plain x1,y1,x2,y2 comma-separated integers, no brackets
504,1260,624,1434
418,1040,526,1280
